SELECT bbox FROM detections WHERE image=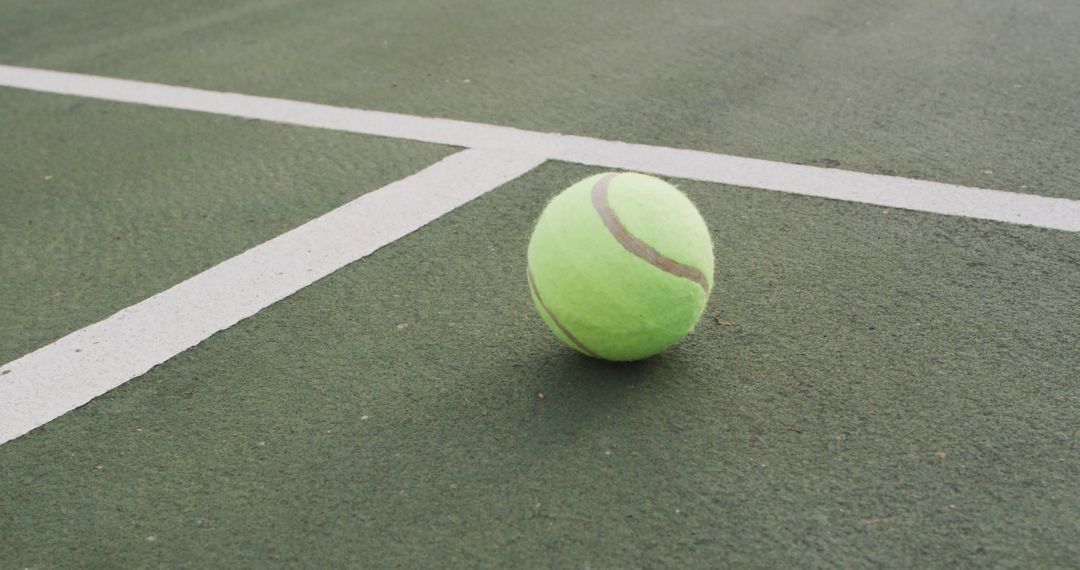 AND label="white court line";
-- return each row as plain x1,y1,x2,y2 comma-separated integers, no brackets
2,64,1079,445
2,64,1079,232
0,148,547,445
